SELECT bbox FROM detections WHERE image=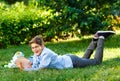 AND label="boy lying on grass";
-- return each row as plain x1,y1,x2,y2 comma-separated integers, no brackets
5,31,115,71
